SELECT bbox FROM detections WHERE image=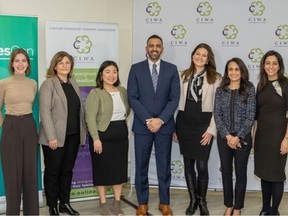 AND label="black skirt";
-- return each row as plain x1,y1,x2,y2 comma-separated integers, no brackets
176,100,213,160
89,120,128,186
